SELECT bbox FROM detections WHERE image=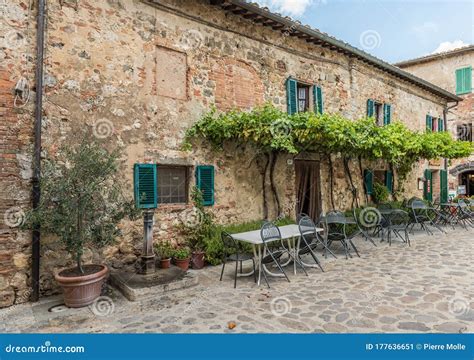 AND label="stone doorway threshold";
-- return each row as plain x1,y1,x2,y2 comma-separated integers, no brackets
109,266,199,301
